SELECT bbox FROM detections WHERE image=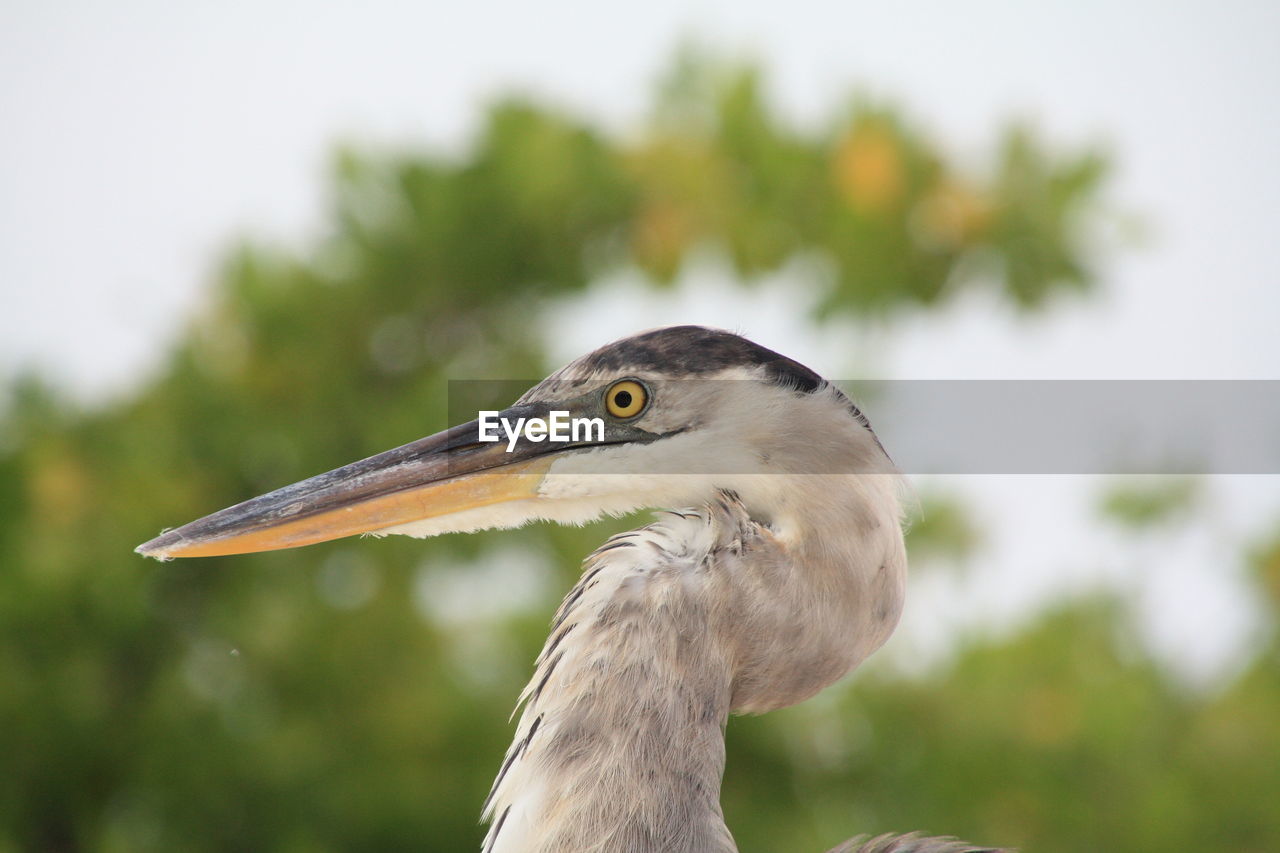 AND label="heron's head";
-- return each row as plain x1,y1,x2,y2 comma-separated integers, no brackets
138,326,891,559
